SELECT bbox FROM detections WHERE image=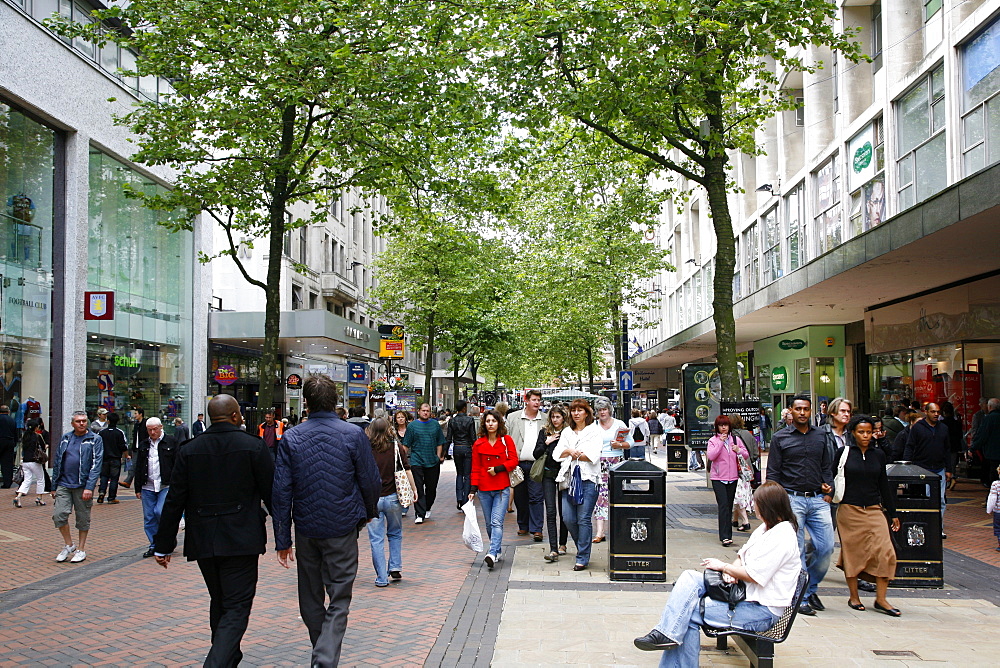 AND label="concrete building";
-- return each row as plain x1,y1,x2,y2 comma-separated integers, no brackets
633,0,1000,440
1,0,209,439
